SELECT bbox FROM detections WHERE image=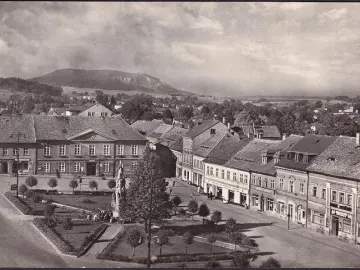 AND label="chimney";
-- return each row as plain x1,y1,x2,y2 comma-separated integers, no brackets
282,133,287,141
357,133,360,145
227,122,231,133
